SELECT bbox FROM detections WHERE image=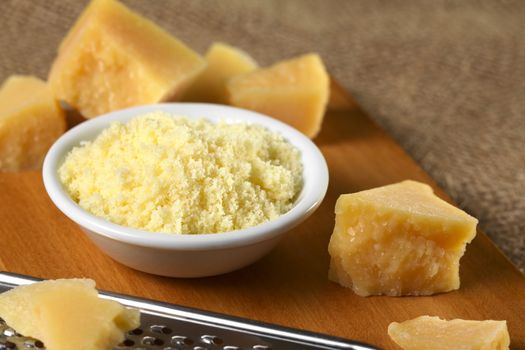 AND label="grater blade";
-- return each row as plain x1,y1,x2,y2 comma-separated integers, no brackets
0,272,381,350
